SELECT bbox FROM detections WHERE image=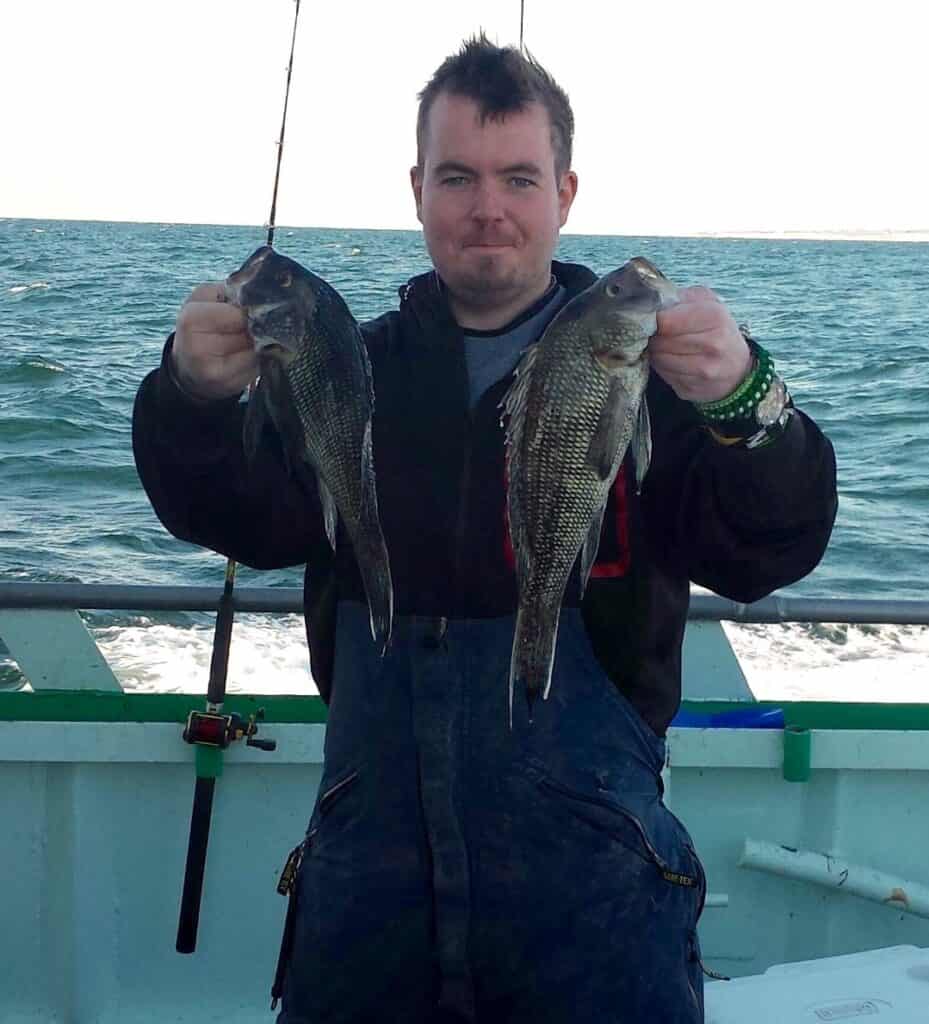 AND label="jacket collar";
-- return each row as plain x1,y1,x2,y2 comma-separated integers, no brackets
397,260,598,337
